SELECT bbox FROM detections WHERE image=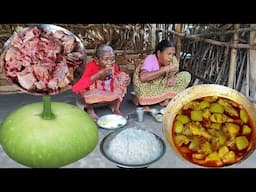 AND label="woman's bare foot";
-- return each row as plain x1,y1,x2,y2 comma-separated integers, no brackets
113,109,128,119
159,99,169,107
142,106,151,112
87,109,99,121
107,103,115,112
